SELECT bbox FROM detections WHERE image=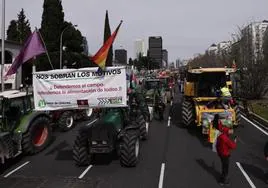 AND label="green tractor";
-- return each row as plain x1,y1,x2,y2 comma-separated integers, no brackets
73,107,141,167
72,91,150,167
0,90,52,164
143,78,166,120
